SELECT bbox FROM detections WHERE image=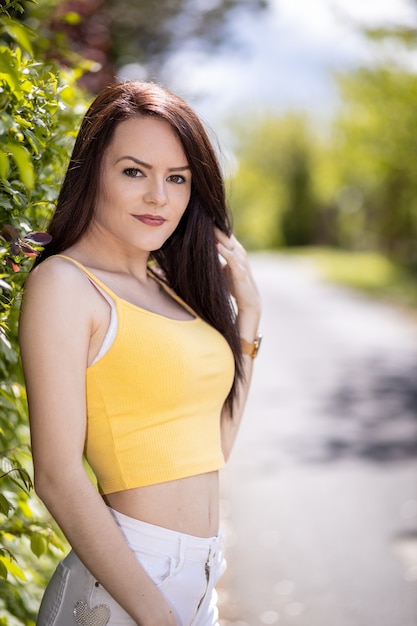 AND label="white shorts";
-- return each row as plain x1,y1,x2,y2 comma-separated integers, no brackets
36,508,226,626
